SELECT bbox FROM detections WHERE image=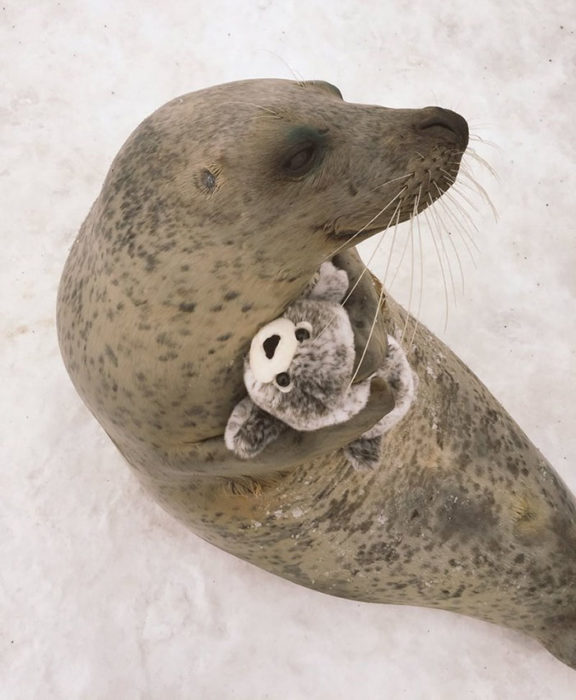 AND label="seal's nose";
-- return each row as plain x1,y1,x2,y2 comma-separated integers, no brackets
416,107,469,147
